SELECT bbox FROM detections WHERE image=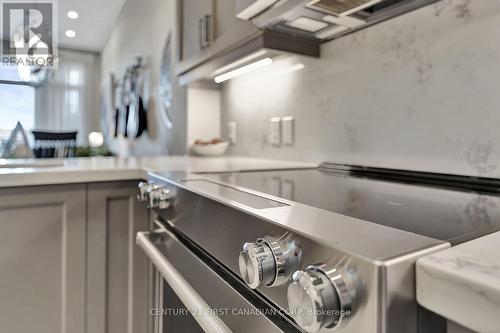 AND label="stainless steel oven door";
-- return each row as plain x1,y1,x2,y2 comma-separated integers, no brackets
136,225,300,333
